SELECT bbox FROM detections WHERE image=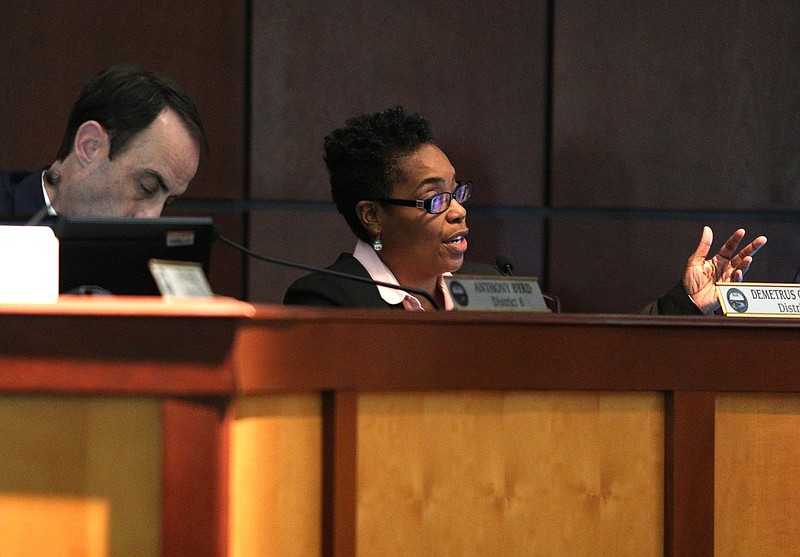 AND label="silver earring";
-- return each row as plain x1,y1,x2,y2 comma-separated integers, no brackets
372,234,383,252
